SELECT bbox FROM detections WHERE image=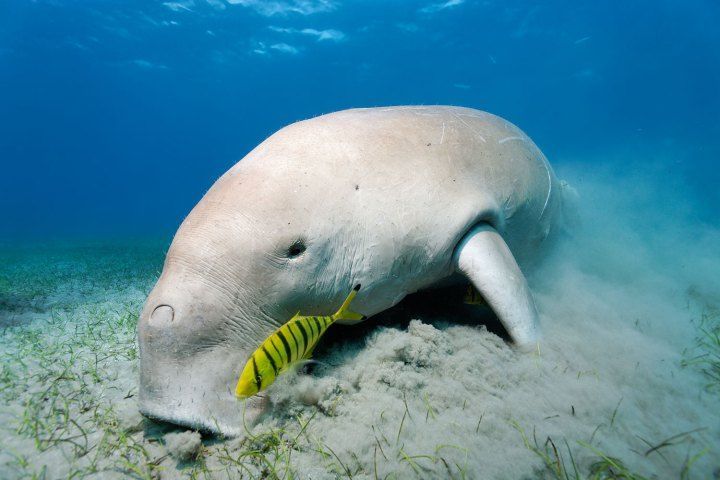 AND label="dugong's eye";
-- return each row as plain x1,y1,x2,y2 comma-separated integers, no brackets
286,239,307,258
